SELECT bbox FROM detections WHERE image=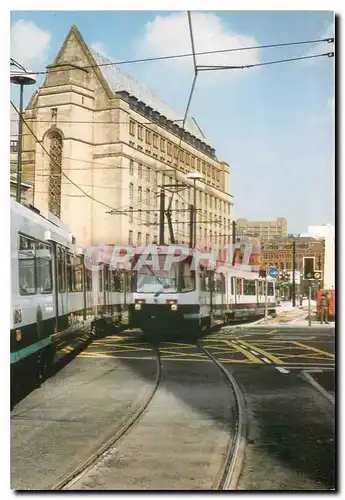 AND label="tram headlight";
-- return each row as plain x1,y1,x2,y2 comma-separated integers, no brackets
135,303,142,310
170,303,178,311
